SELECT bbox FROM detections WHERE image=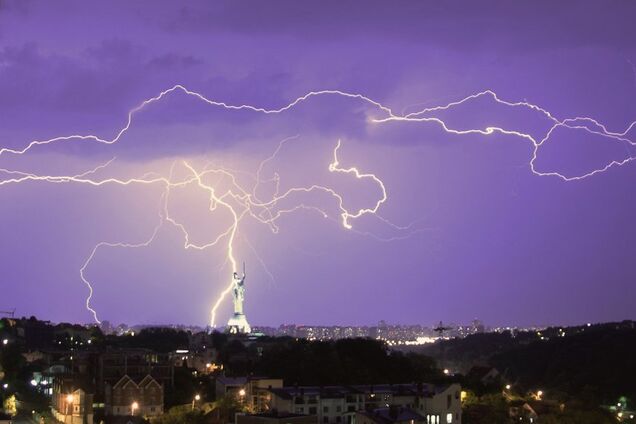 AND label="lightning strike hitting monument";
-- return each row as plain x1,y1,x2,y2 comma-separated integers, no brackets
226,264,251,334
